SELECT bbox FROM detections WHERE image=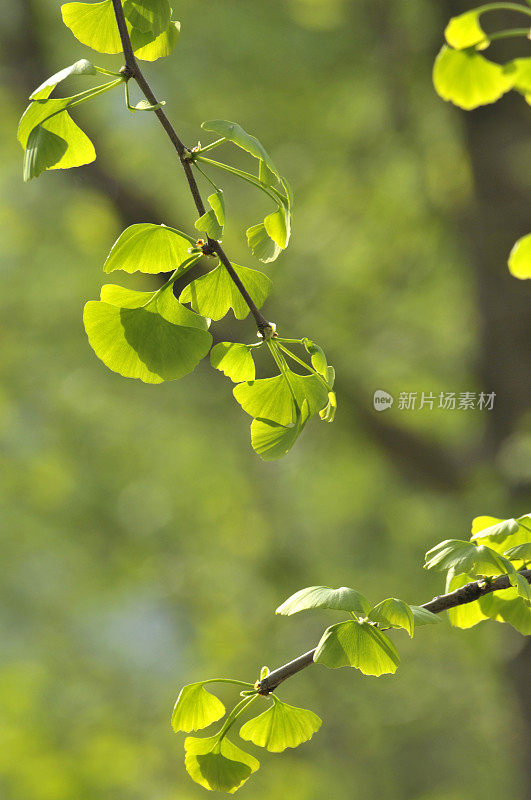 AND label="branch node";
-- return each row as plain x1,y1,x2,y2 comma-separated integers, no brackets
119,65,134,80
